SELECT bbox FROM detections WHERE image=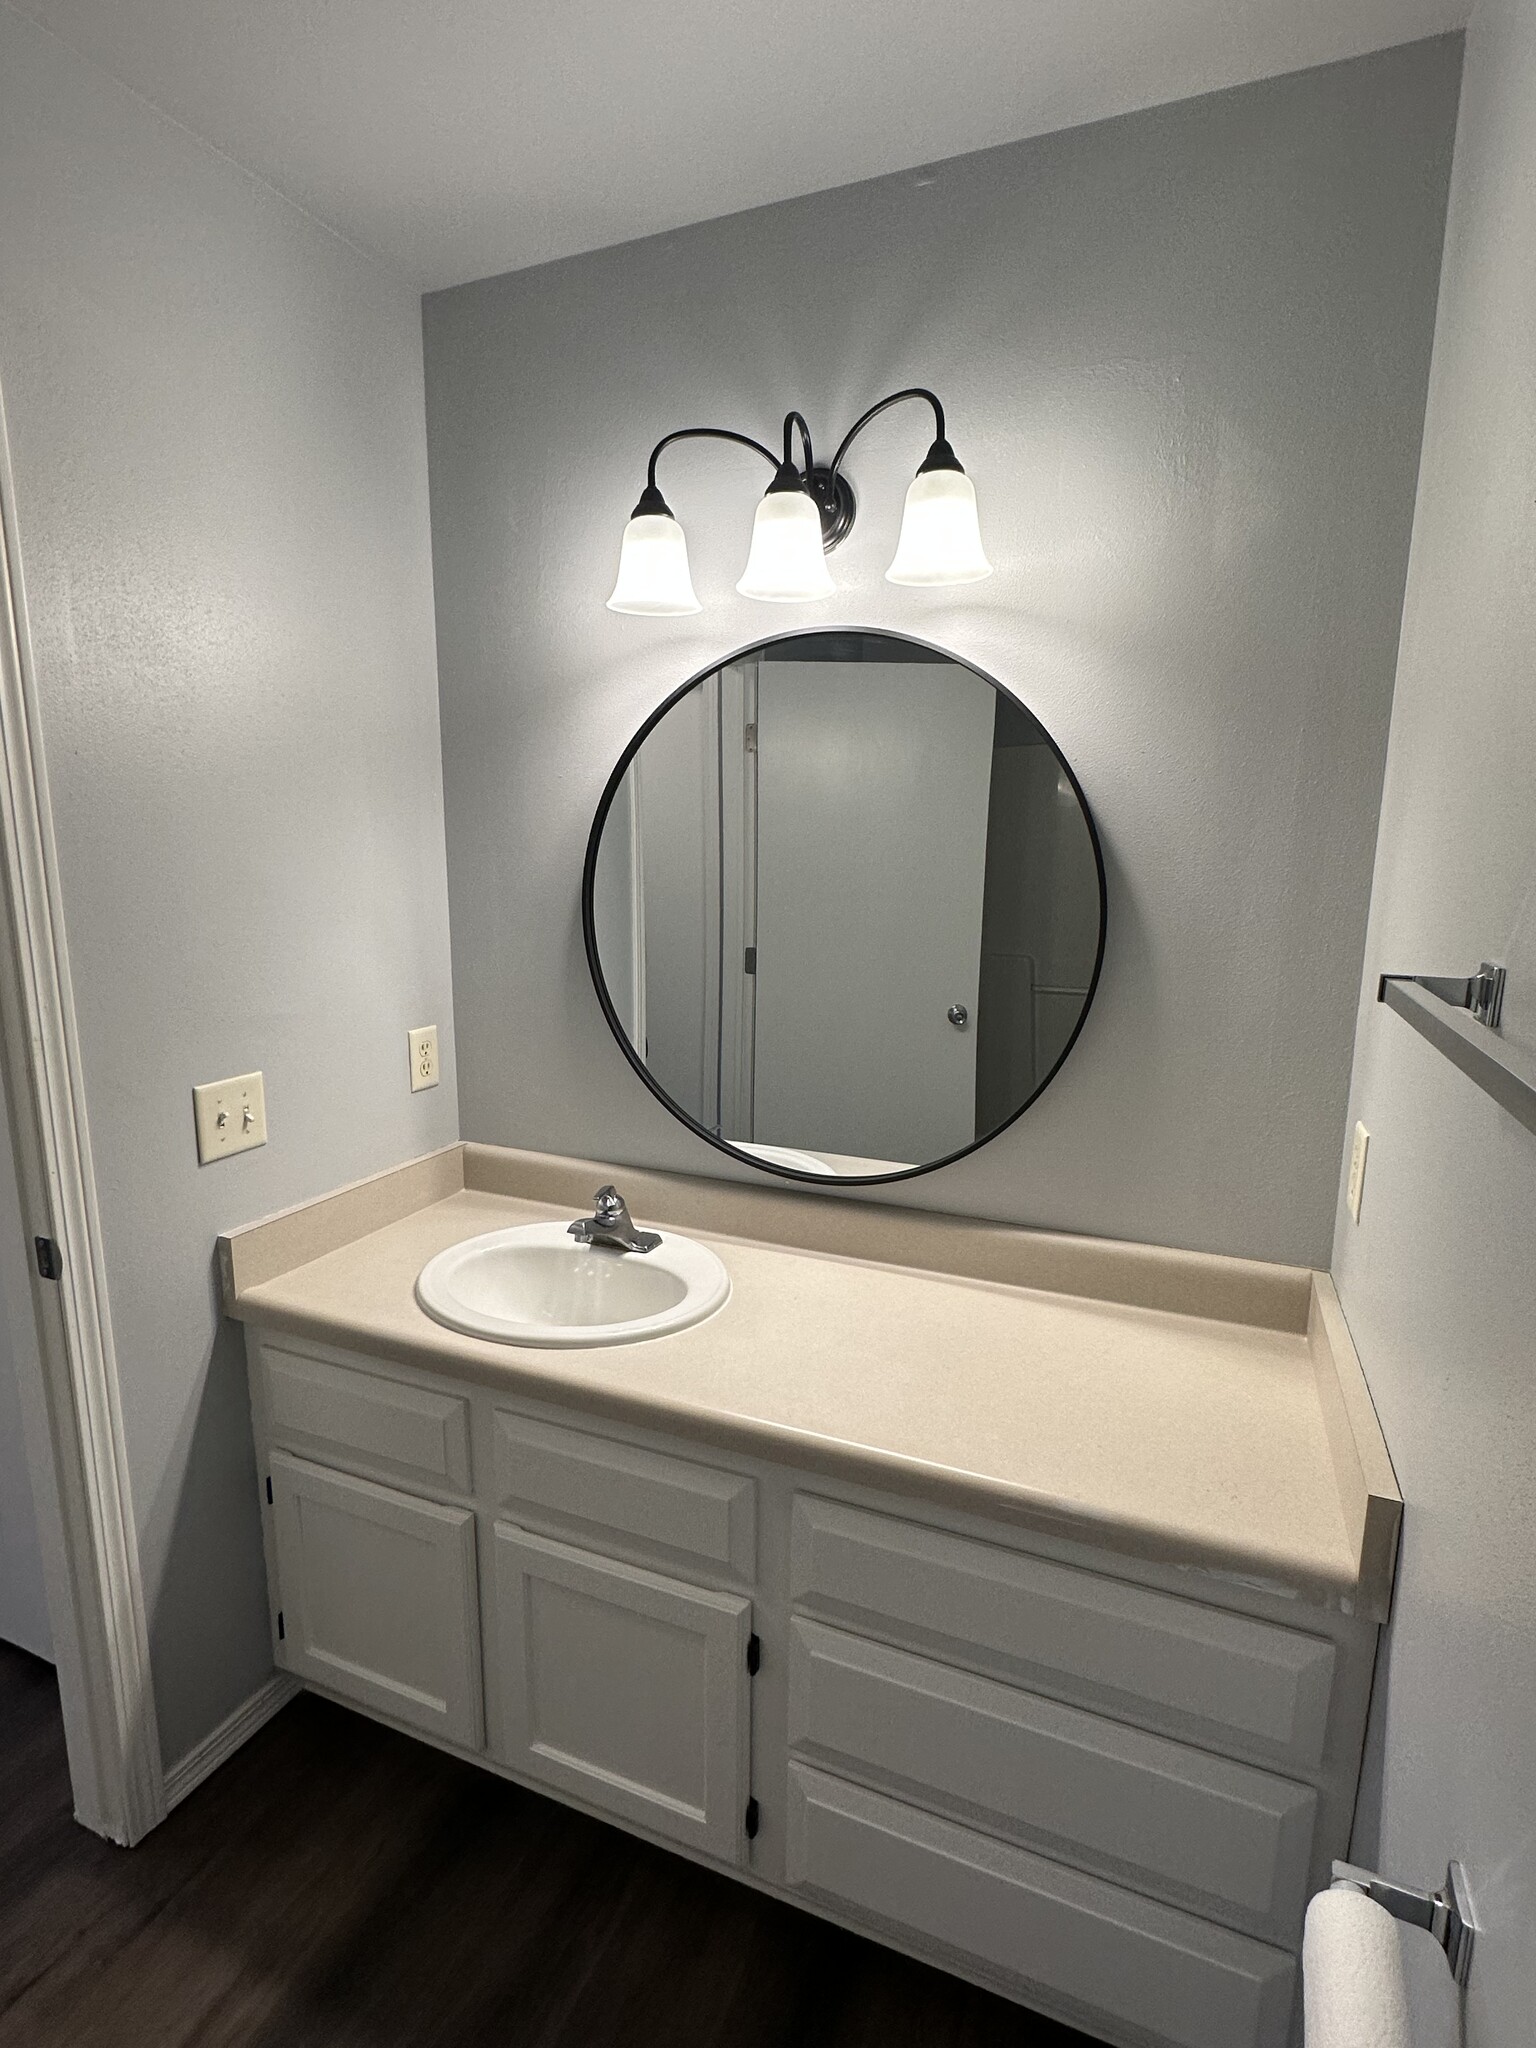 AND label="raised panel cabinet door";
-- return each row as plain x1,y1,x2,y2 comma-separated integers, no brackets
268,1450,483,1749
494,1524,752,1865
